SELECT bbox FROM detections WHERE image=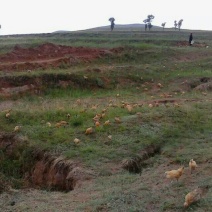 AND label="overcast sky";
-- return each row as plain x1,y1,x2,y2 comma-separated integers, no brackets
0,0,211,35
